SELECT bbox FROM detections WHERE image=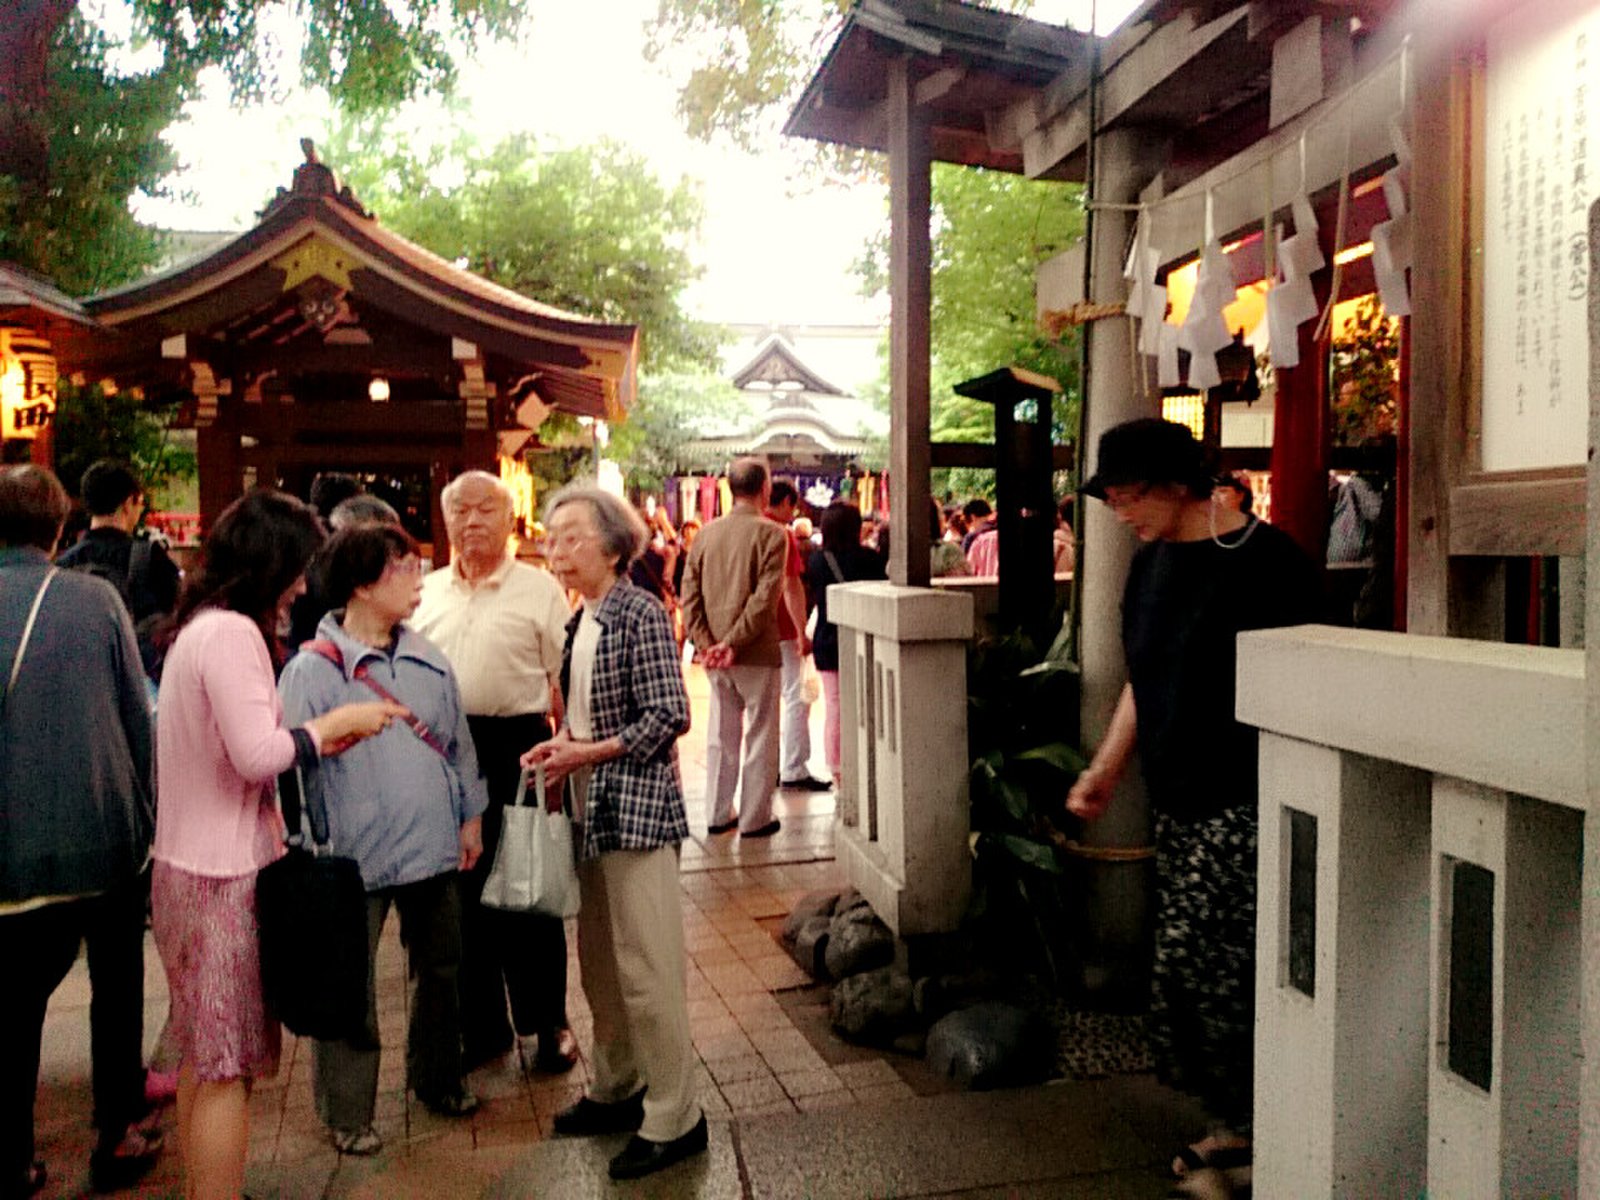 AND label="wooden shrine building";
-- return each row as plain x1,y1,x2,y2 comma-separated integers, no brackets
53,144,639,557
